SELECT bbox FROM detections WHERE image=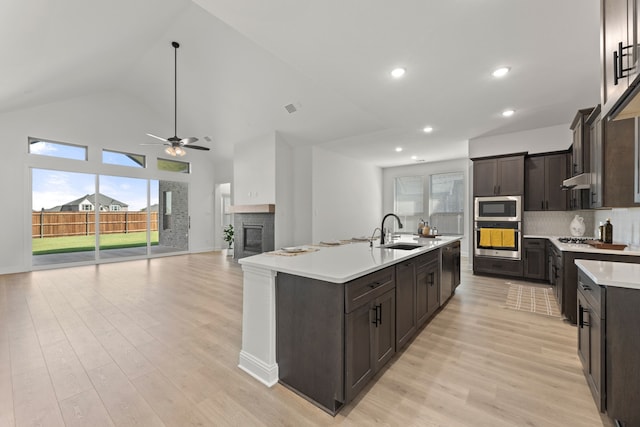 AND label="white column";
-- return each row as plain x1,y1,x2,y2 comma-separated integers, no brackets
237,264,279,386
